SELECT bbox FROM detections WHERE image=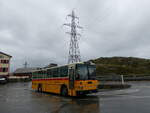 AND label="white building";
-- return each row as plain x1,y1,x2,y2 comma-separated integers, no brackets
0,51,12,78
